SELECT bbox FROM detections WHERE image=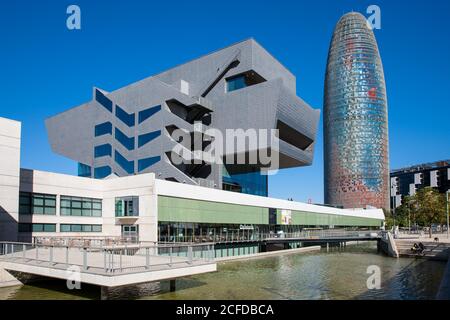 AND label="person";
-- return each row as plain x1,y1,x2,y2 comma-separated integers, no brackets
418,242,425,254
411,243,419,253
